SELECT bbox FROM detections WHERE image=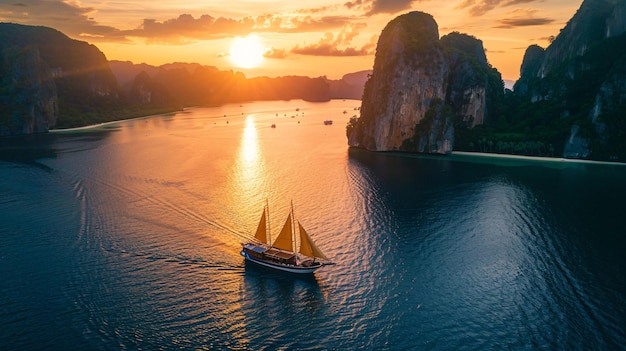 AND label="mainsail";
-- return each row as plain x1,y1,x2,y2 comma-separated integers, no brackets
254,207,268,244
272,213,293,252
298,221,329,260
